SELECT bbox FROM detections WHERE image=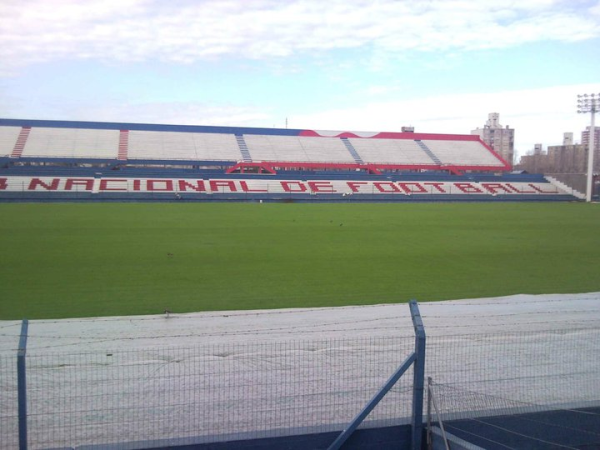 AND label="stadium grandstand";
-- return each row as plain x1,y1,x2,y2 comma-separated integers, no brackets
0,118,578,202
